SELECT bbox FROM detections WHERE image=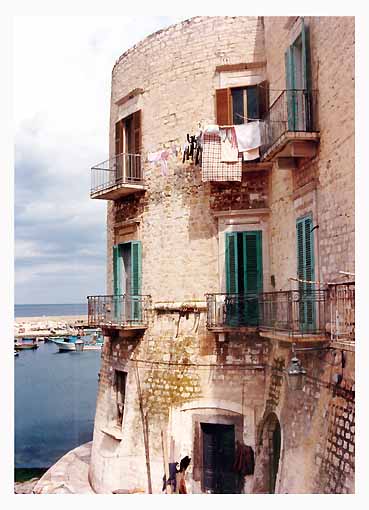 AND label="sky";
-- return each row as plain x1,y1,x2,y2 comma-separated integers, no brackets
14,15,187,304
